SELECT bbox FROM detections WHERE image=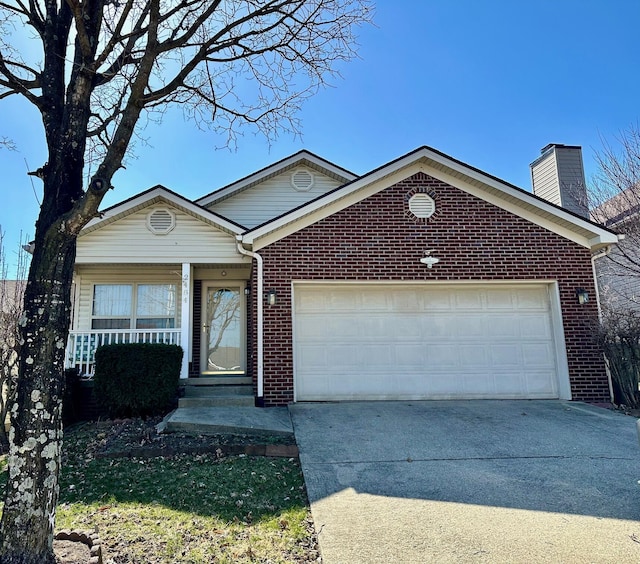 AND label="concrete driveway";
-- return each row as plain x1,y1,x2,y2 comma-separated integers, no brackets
289,400,640,563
